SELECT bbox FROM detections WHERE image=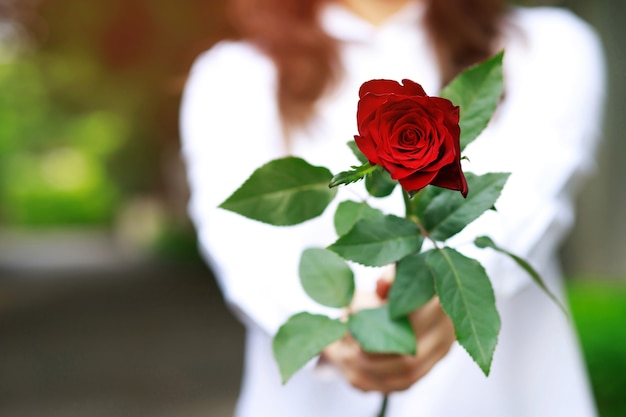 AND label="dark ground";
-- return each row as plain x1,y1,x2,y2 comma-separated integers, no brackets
0,260,243,417
1,253,624,417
